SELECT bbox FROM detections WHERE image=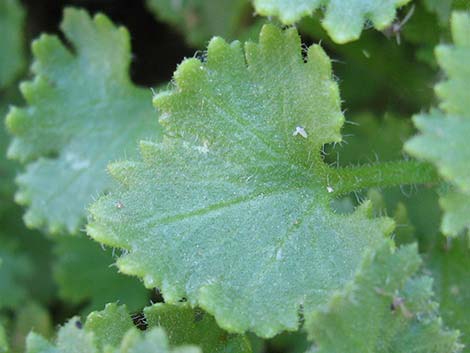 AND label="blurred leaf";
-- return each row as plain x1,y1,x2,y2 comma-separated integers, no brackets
53,235,149,314
306,242,462,353
0,0,25,89
254,0,412,43
144,303,252,353
405,12,470,238
6,8,160,235
146,0,255,47
424,236,470,352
